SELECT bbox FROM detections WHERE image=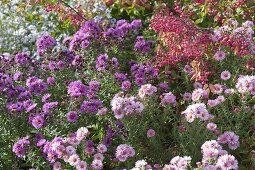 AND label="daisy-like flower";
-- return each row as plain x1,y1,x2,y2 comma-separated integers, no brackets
97,144,107,153
68,154,80,166
32,115,44,129
94,153,104,161
206,123,217,131
214,51,226,61
67,111,78,123
221,71,231,80
147,129,156,138
53,161,61,170
216,154,238,170
76,160,87,170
